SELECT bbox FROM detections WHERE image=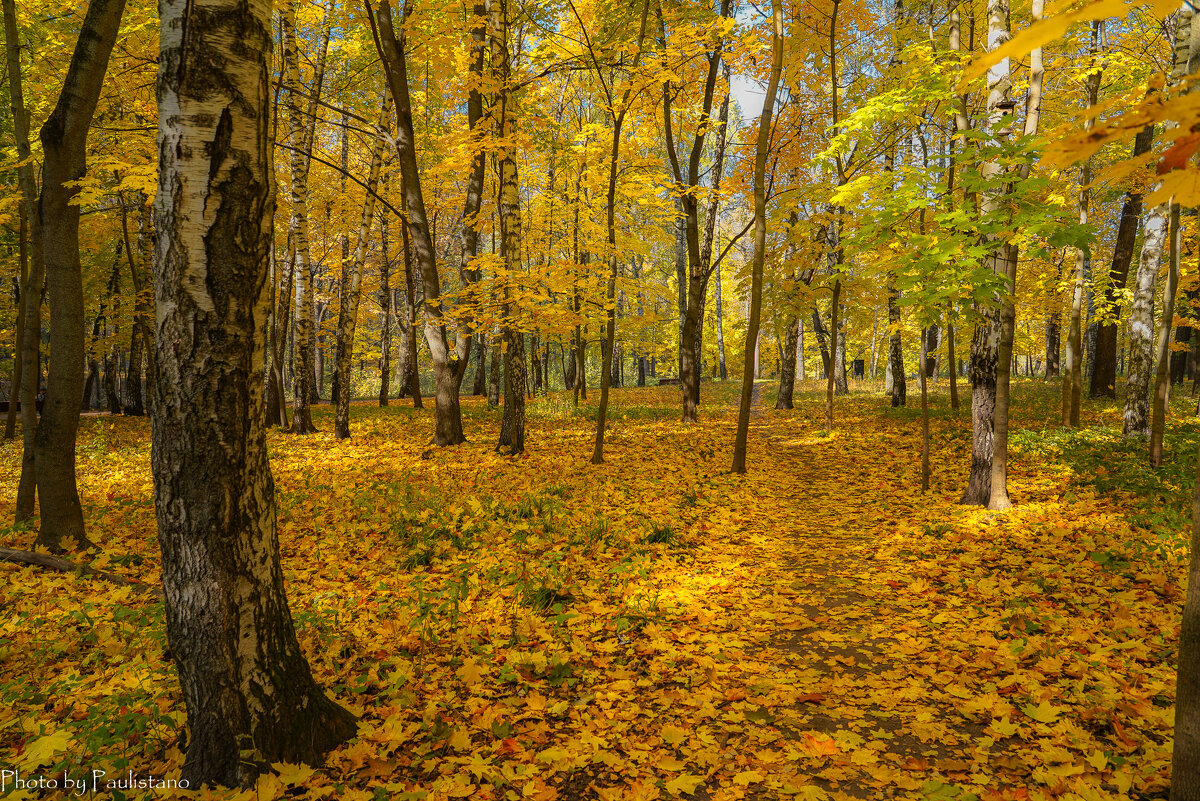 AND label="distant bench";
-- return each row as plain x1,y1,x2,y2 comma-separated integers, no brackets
657,377,681,386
